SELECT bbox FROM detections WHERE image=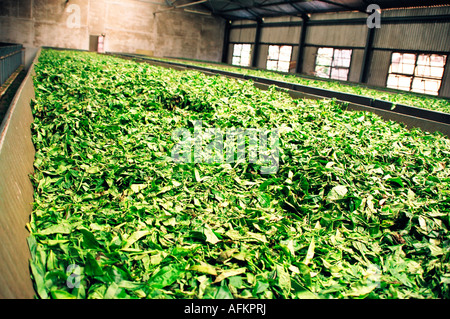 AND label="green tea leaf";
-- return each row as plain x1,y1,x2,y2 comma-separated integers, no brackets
130,184,147,193
50,290,76,299
326,185,348,201
253,280,270,295
190,262,218,276
85,252,104,277
79,228,100,249
213,284,234,299
27,49,450,299
304,238,315,265
213,268,246,284
149,265,182,288
122,230,150,250
37,220,75,235
203,227,220,245
276,264,291,294
344,283,377,297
